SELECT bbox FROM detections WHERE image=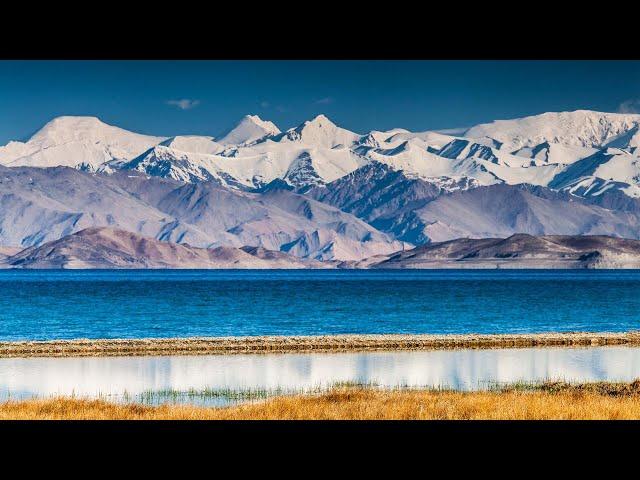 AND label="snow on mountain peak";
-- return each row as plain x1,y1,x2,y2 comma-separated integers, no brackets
159,135,222,155
30,116,109,143
217,114,281,146
303,114,341,132
309,113,331,123
28,116,162,146
243,114,280,132
0,116,166,169
3,109,640,202
465,110,640,150
280,114,361,148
